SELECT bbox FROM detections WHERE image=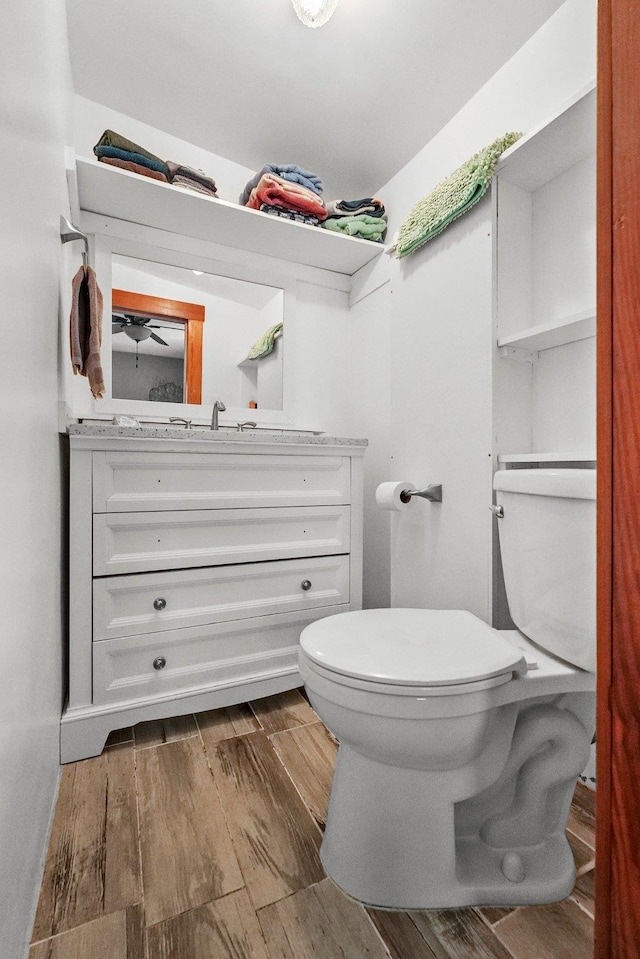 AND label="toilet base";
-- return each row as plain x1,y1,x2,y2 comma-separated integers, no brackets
320,740,578,910
323,836,576,910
